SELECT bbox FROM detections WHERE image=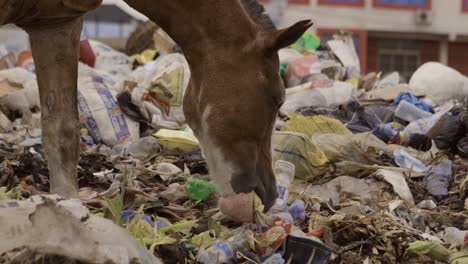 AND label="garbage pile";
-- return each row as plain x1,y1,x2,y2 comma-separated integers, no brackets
0,27,467,264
